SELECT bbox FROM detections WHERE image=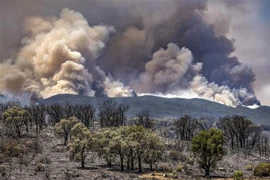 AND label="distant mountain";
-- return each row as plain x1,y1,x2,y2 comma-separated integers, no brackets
41,94,270,125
